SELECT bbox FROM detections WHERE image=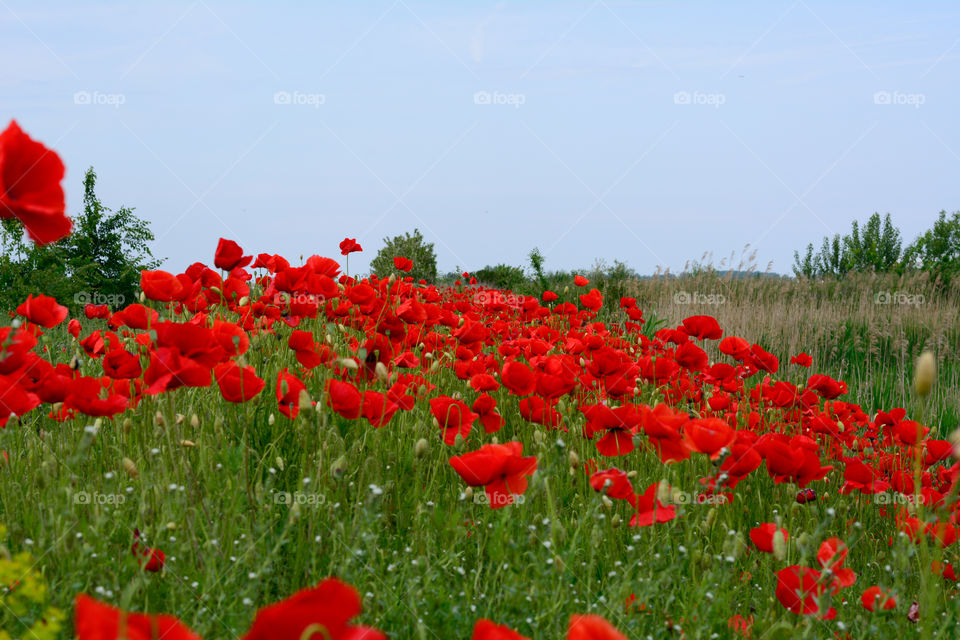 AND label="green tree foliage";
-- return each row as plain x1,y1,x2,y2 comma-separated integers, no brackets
792,213,902,277
0,167,161,311
902,210,960,282
472,263,526,290
369,228,437,282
